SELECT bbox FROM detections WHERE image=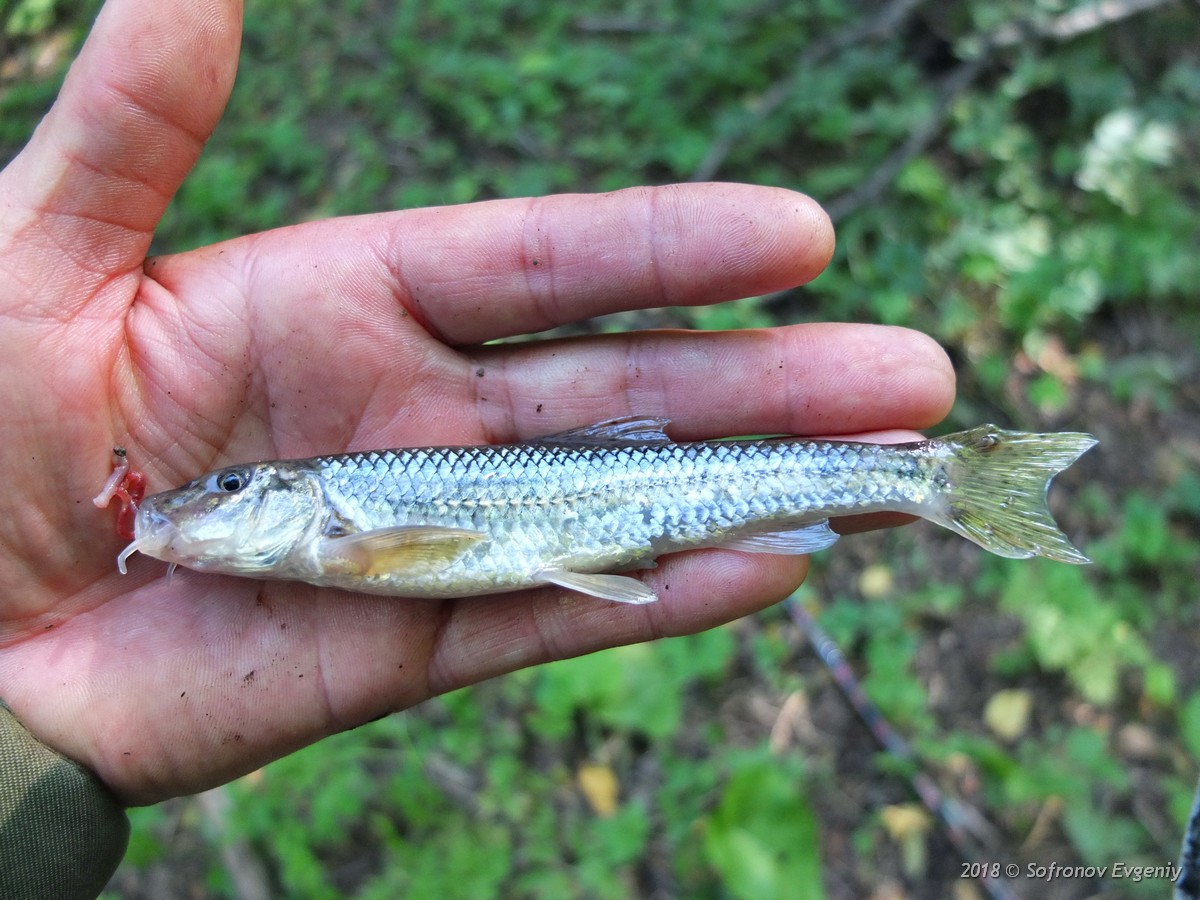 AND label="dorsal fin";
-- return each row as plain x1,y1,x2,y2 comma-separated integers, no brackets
535,415,673,445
